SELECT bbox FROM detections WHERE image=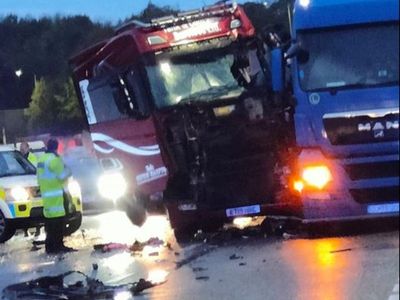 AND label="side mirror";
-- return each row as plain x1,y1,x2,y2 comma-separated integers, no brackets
286,43,309,64
271,48,285,93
